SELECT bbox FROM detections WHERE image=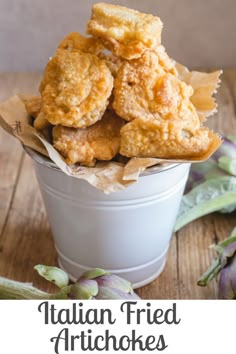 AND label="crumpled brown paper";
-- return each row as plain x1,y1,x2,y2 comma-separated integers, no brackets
176,63,222,121
0,67,222,193
0,95,48,157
